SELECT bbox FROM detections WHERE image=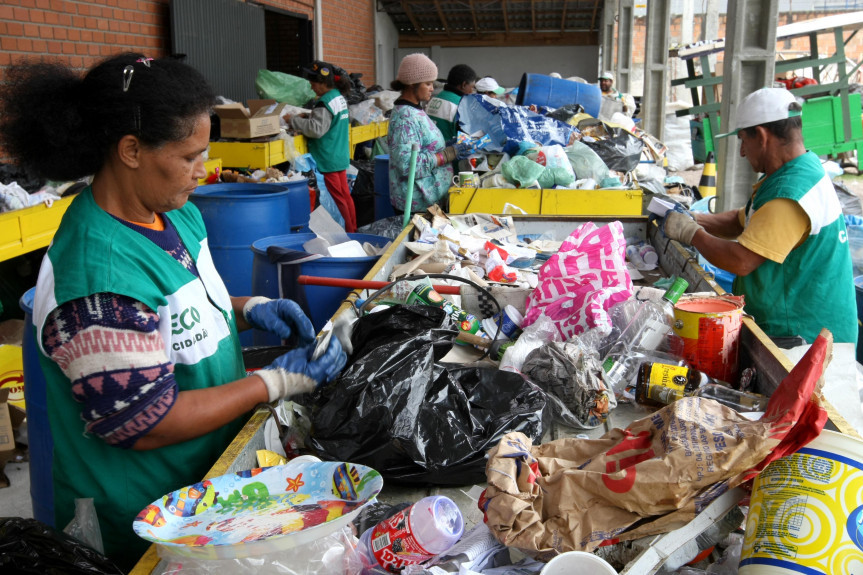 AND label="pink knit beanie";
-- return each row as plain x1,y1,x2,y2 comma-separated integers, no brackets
396,53,438,85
